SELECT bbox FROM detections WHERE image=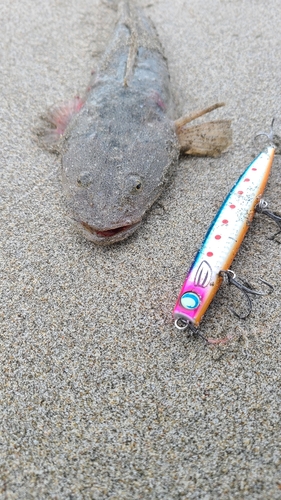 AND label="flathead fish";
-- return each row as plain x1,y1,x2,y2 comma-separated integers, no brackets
38,1,232,244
